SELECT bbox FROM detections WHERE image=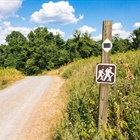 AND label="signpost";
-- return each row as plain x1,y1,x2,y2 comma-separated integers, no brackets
96,20,116,138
